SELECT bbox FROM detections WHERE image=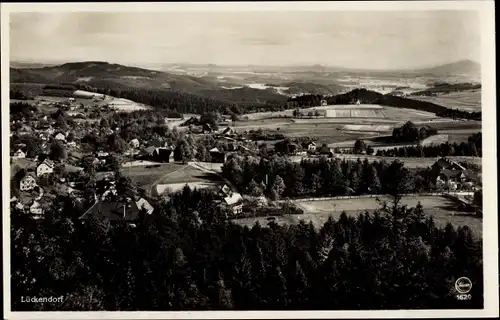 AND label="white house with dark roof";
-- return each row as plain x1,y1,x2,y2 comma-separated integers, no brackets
129,138,140,149
54,132,66,141
13,149,26,159
36,159,55,177
223,192,244,215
